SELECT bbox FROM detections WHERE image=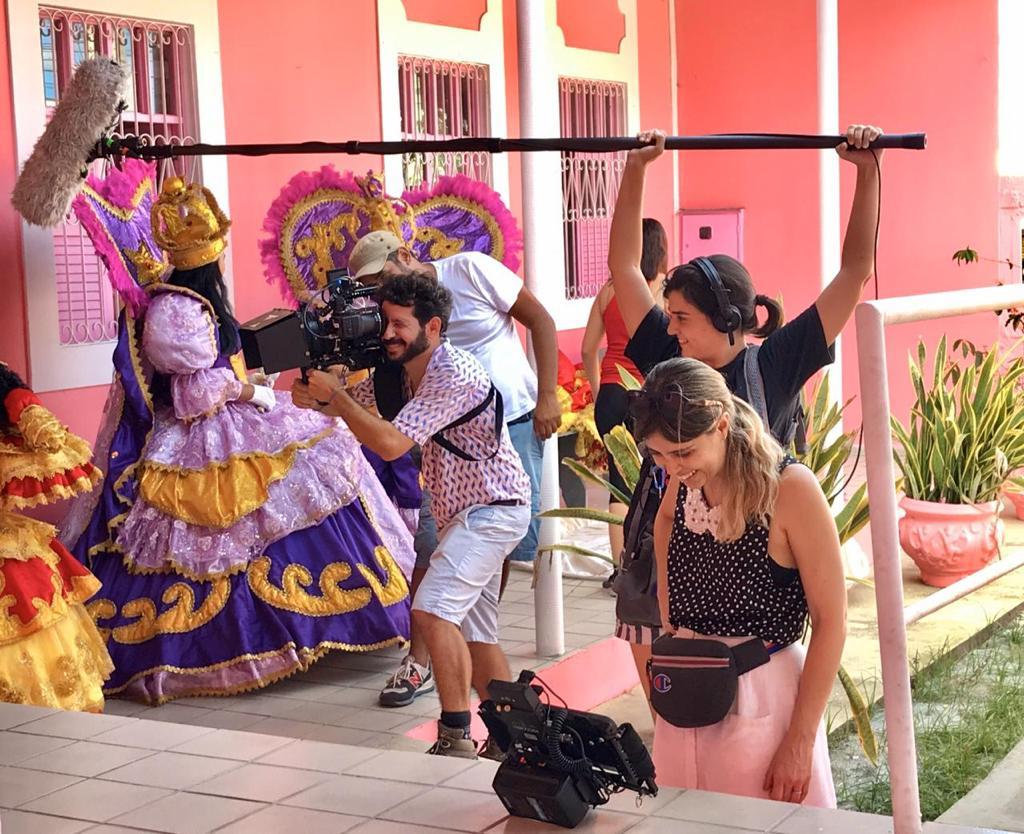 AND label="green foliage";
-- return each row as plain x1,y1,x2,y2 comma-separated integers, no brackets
799,374,870,544
835,616,1024,820
891,336,1024,504
952,246,979,266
